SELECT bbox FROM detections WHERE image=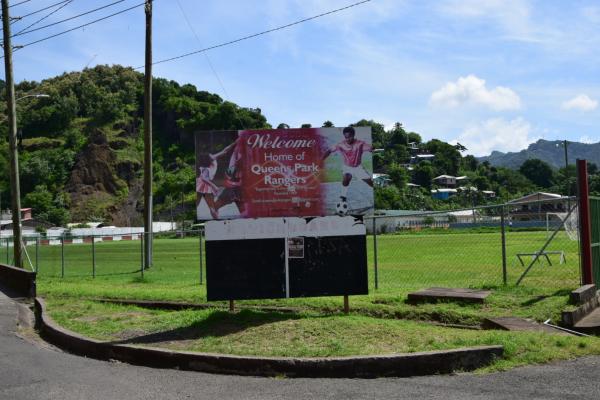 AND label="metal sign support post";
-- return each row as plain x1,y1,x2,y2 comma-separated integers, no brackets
284,232,290,299
92,236,96,278
61,236,65,278
199,230,203,285
372,217,379,290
